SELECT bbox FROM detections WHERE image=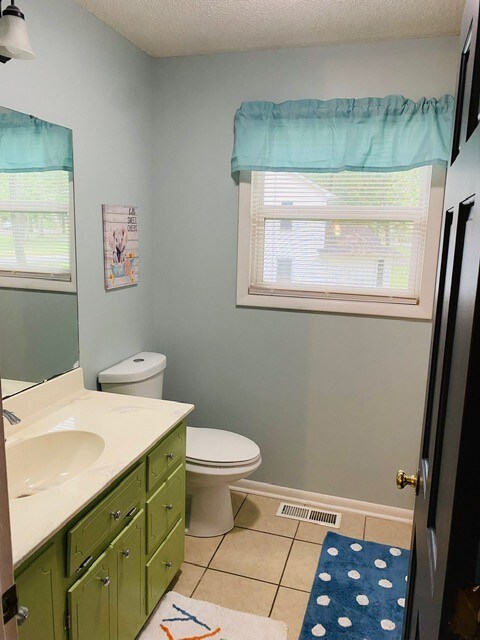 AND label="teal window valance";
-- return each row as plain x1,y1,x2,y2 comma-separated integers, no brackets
0,109,73,173
231,95,454,174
